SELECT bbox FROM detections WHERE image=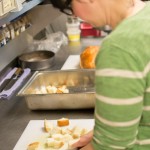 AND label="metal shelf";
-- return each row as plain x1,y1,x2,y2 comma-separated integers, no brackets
0,0,44,27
